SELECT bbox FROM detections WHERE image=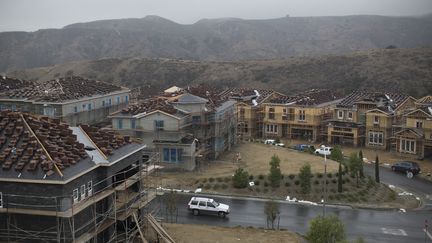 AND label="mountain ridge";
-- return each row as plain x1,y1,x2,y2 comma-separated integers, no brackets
1,15,431,72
